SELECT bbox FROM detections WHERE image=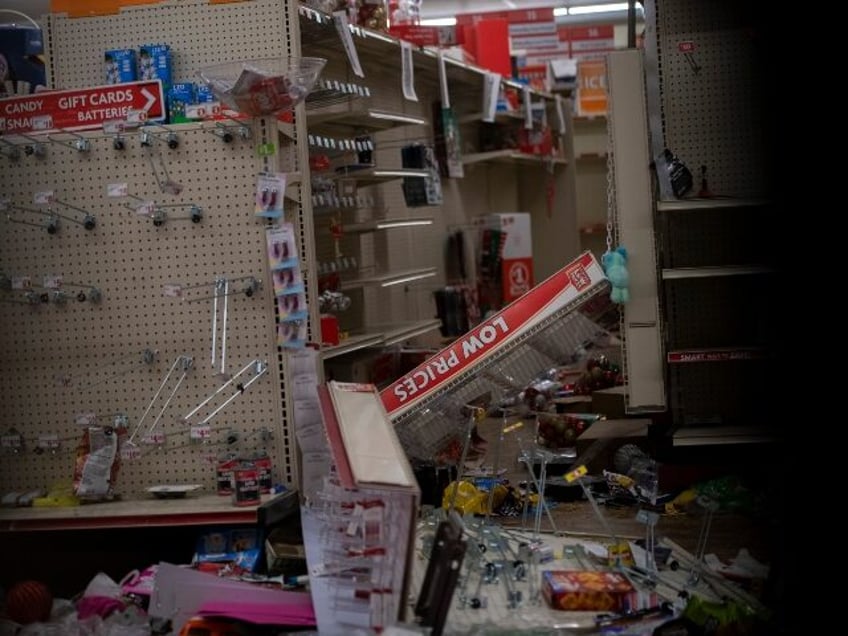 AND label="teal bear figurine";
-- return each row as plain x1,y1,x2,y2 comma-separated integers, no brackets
602,246,630,304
